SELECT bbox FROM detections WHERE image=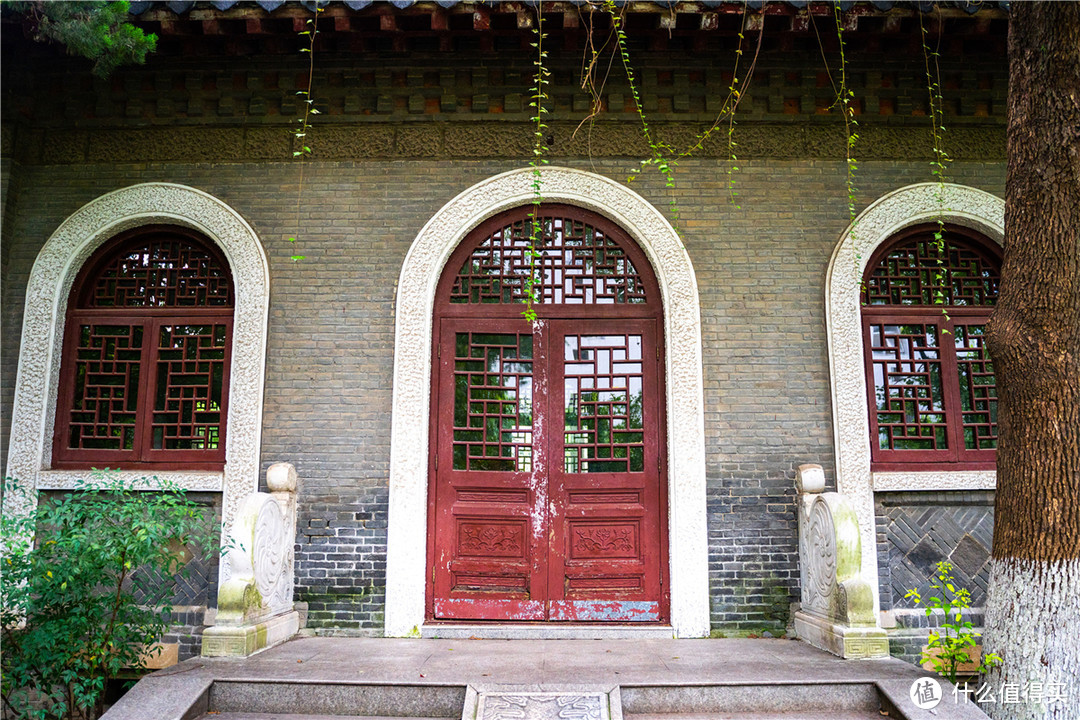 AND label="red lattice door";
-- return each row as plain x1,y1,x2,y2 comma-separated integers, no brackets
428,205,667,623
